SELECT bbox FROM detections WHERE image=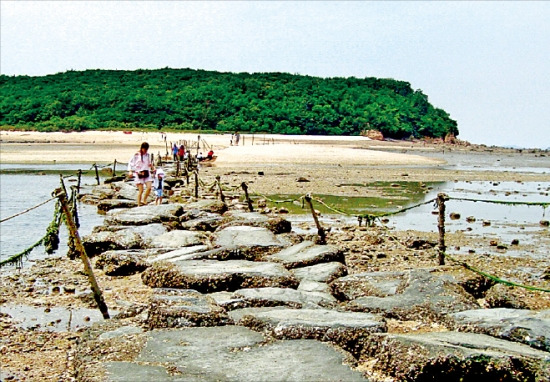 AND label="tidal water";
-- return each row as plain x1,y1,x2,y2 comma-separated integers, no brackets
0,164,105,266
